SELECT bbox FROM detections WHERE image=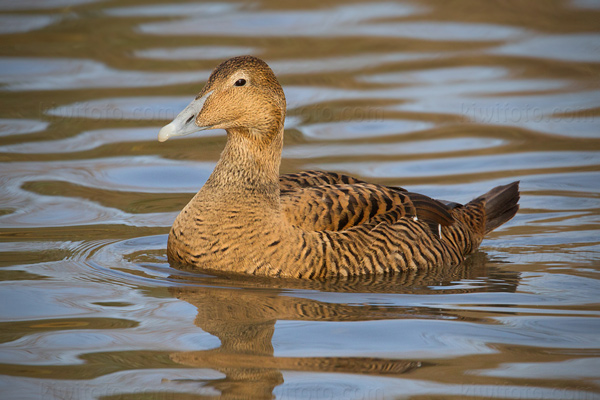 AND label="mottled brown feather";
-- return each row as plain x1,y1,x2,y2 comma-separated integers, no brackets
280,175,454,234
279,170,367,190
